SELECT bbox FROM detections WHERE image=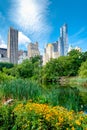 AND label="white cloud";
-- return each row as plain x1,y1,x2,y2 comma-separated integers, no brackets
9,0,51,42
0,35,7,48
18,32,31,47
